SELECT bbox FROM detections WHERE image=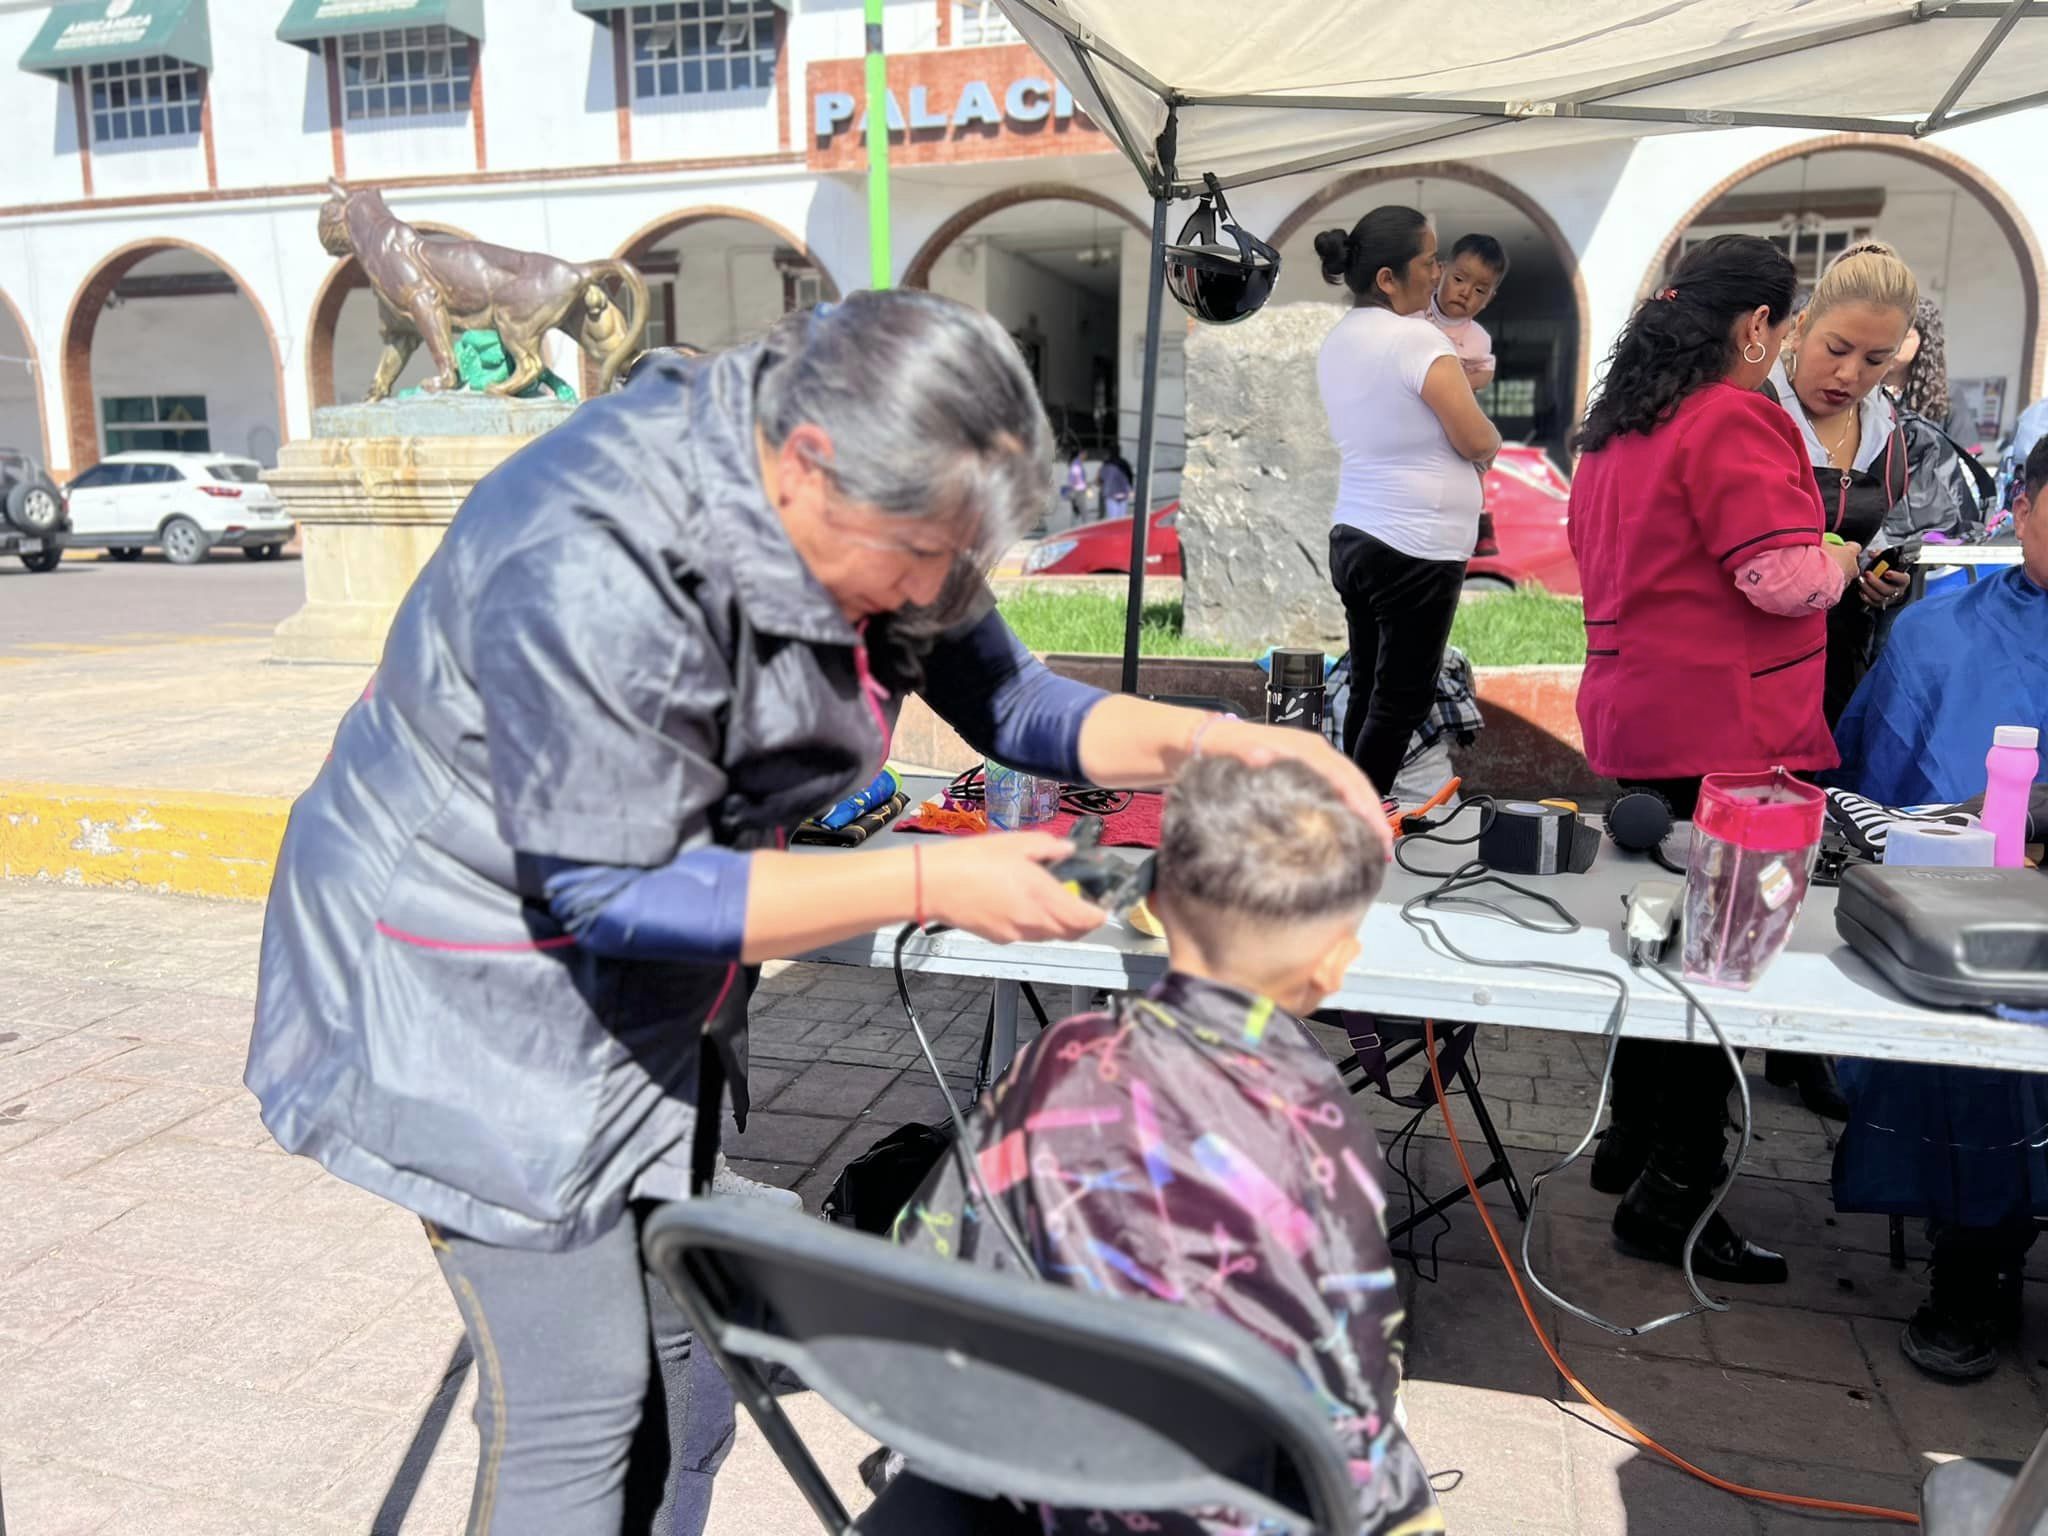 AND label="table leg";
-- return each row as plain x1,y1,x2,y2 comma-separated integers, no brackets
1068,986,1092,1018
990,980,1021,1078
